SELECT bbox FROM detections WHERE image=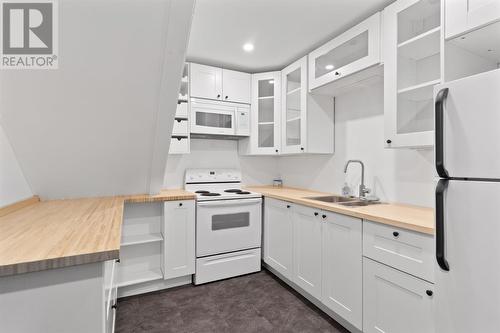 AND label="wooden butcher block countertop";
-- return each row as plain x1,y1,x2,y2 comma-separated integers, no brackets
246,186,434,235
0,189,195,277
